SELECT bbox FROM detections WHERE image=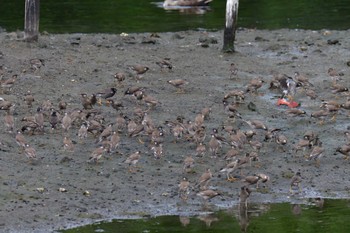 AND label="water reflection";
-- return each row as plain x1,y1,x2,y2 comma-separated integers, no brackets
60,199,350,233
0,0,350,33
153,2,212,15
